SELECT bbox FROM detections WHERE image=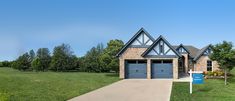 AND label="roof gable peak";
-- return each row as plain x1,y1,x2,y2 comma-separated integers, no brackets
116,28,155,57
142,35,181,57
193,44,212,61
176,44,190,53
